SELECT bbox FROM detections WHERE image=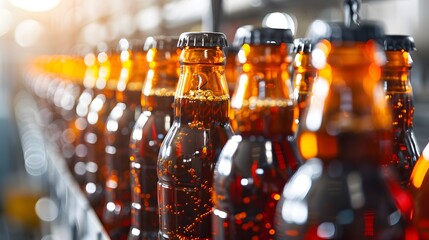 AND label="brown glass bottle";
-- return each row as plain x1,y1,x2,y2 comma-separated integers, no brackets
212,27,300,240
102,39,148,239
274,22,413,239
292,38,317,125
69,50,99,185
381,35,420,188
157,32,234,239
84,42,121,217
128,36,180,240
409,143,429,238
